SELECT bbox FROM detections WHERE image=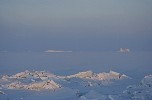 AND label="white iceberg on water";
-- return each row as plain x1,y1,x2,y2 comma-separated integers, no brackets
44,50,72,53
119,48,130,53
